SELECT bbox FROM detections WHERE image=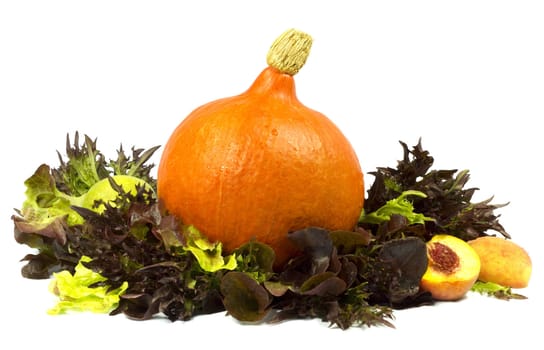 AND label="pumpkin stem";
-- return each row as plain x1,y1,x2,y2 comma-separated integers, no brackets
266,29,312,76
